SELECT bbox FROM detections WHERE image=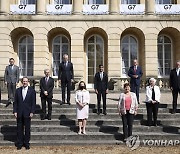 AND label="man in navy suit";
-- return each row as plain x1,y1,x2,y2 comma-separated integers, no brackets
128,59,143,103
40,69,54,120
13,77,36,150
169,60,180,114
58,54,74,105
94,65,108,115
